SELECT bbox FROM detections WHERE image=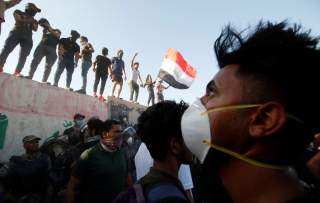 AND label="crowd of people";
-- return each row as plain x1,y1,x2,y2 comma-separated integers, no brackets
1,1,320,203
0,1,169,105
